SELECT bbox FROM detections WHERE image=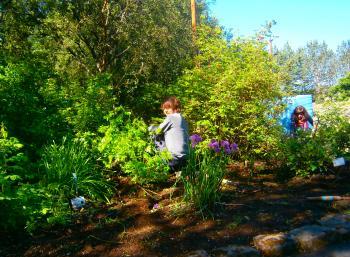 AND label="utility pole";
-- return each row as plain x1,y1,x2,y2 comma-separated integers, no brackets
267,39,273,56
190,0,199,67
191,0,196,34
